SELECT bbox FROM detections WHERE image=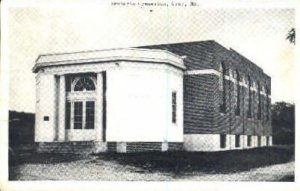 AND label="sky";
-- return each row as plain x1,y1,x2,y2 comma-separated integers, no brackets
6,1,295,113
